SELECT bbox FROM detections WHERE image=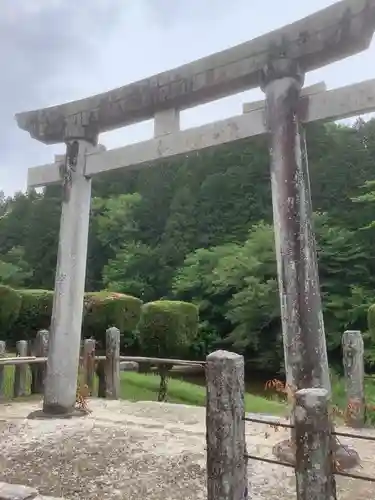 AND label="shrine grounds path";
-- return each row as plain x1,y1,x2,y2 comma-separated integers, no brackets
1,399,375,500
